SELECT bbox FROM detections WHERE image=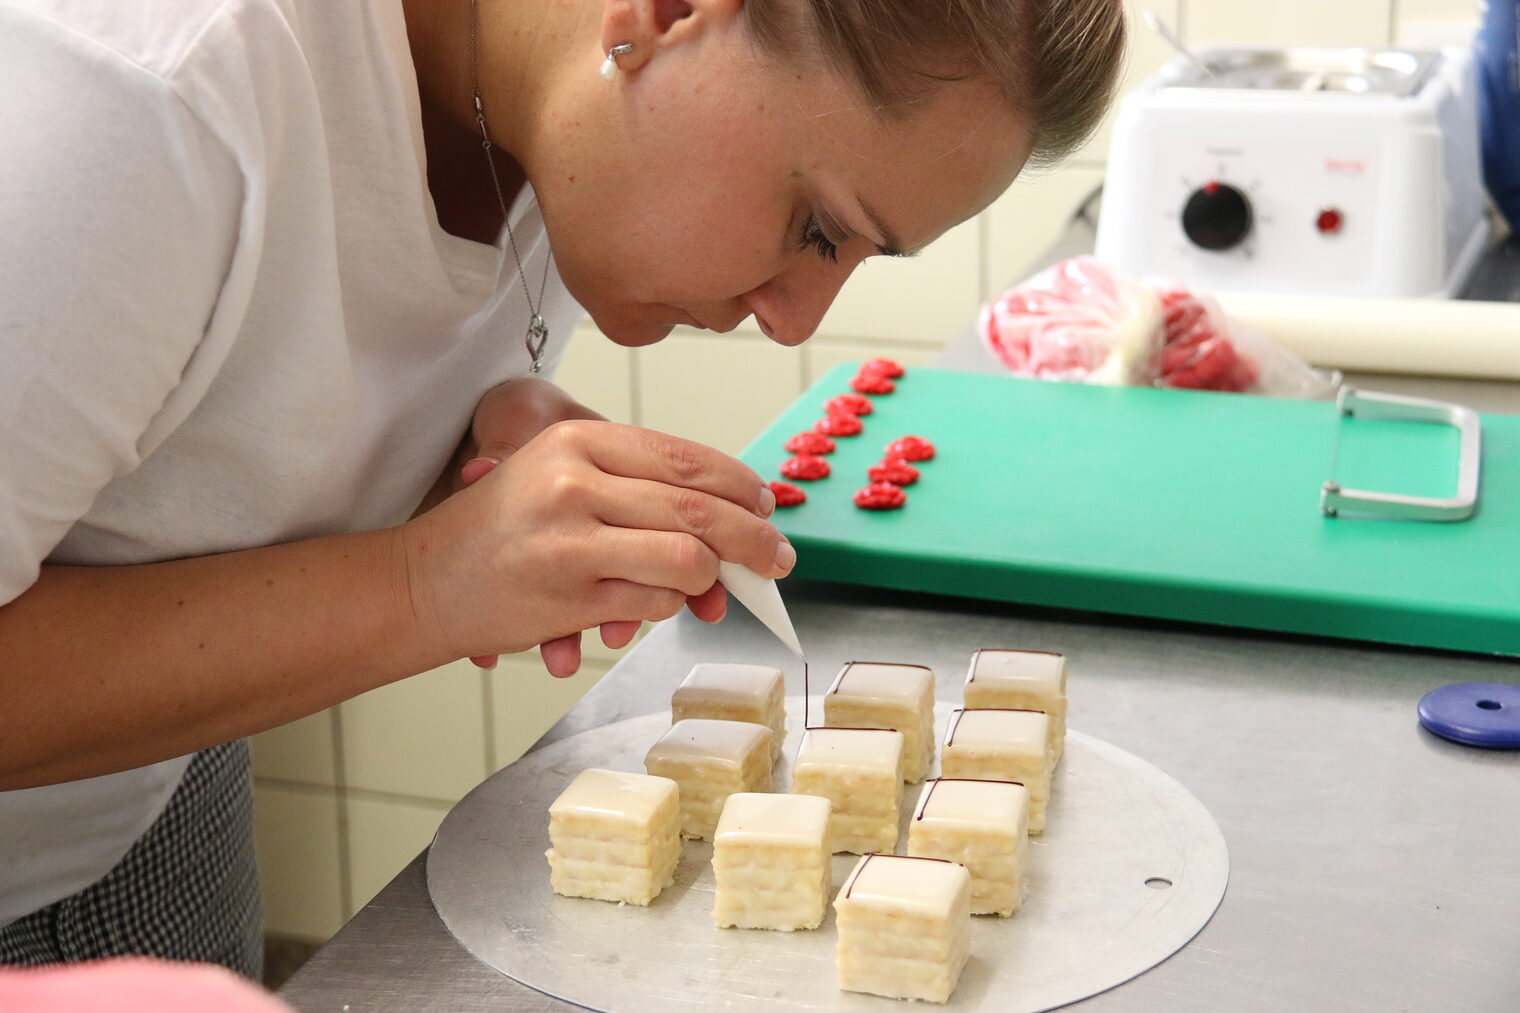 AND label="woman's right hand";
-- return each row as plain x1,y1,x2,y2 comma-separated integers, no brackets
398,419,793,669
